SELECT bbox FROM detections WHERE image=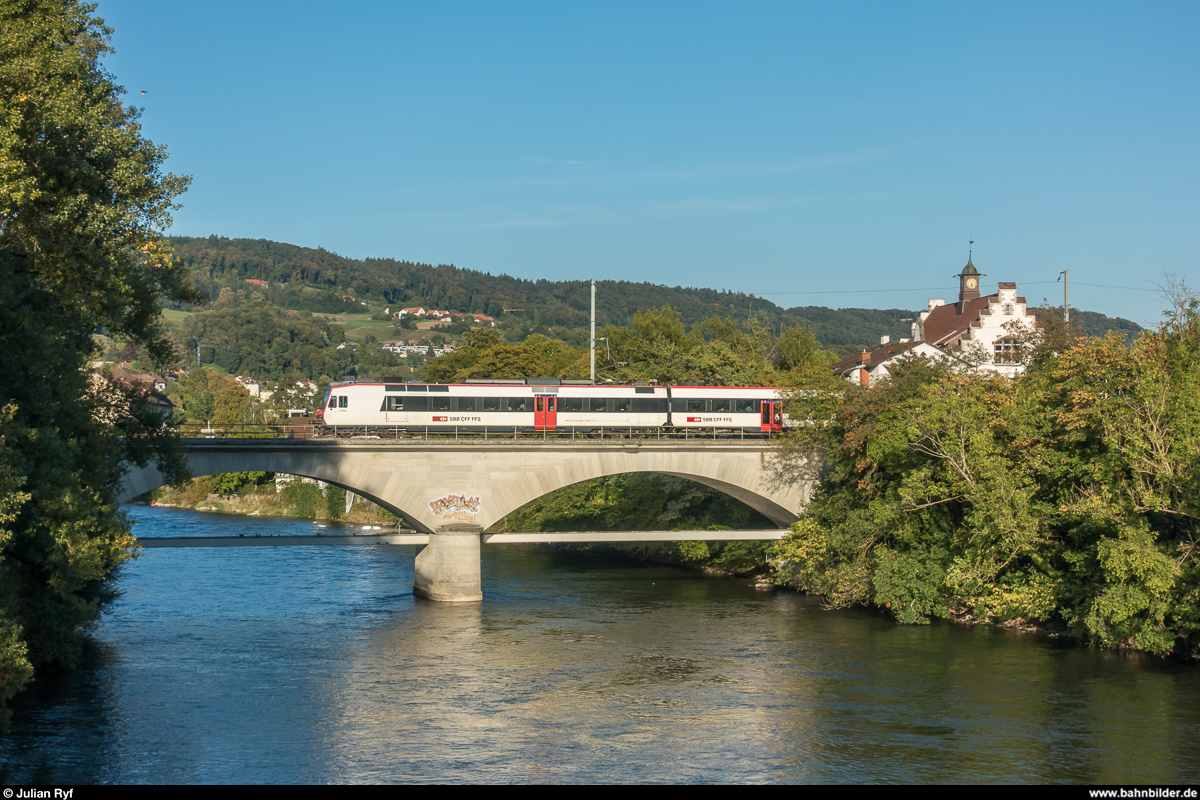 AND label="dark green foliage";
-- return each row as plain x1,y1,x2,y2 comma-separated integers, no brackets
279,480,322,519
0,0,194,722
181,289,352,381
773,300,1200,657
169,237,1143,356
325,486,346,521
214,472,270,496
